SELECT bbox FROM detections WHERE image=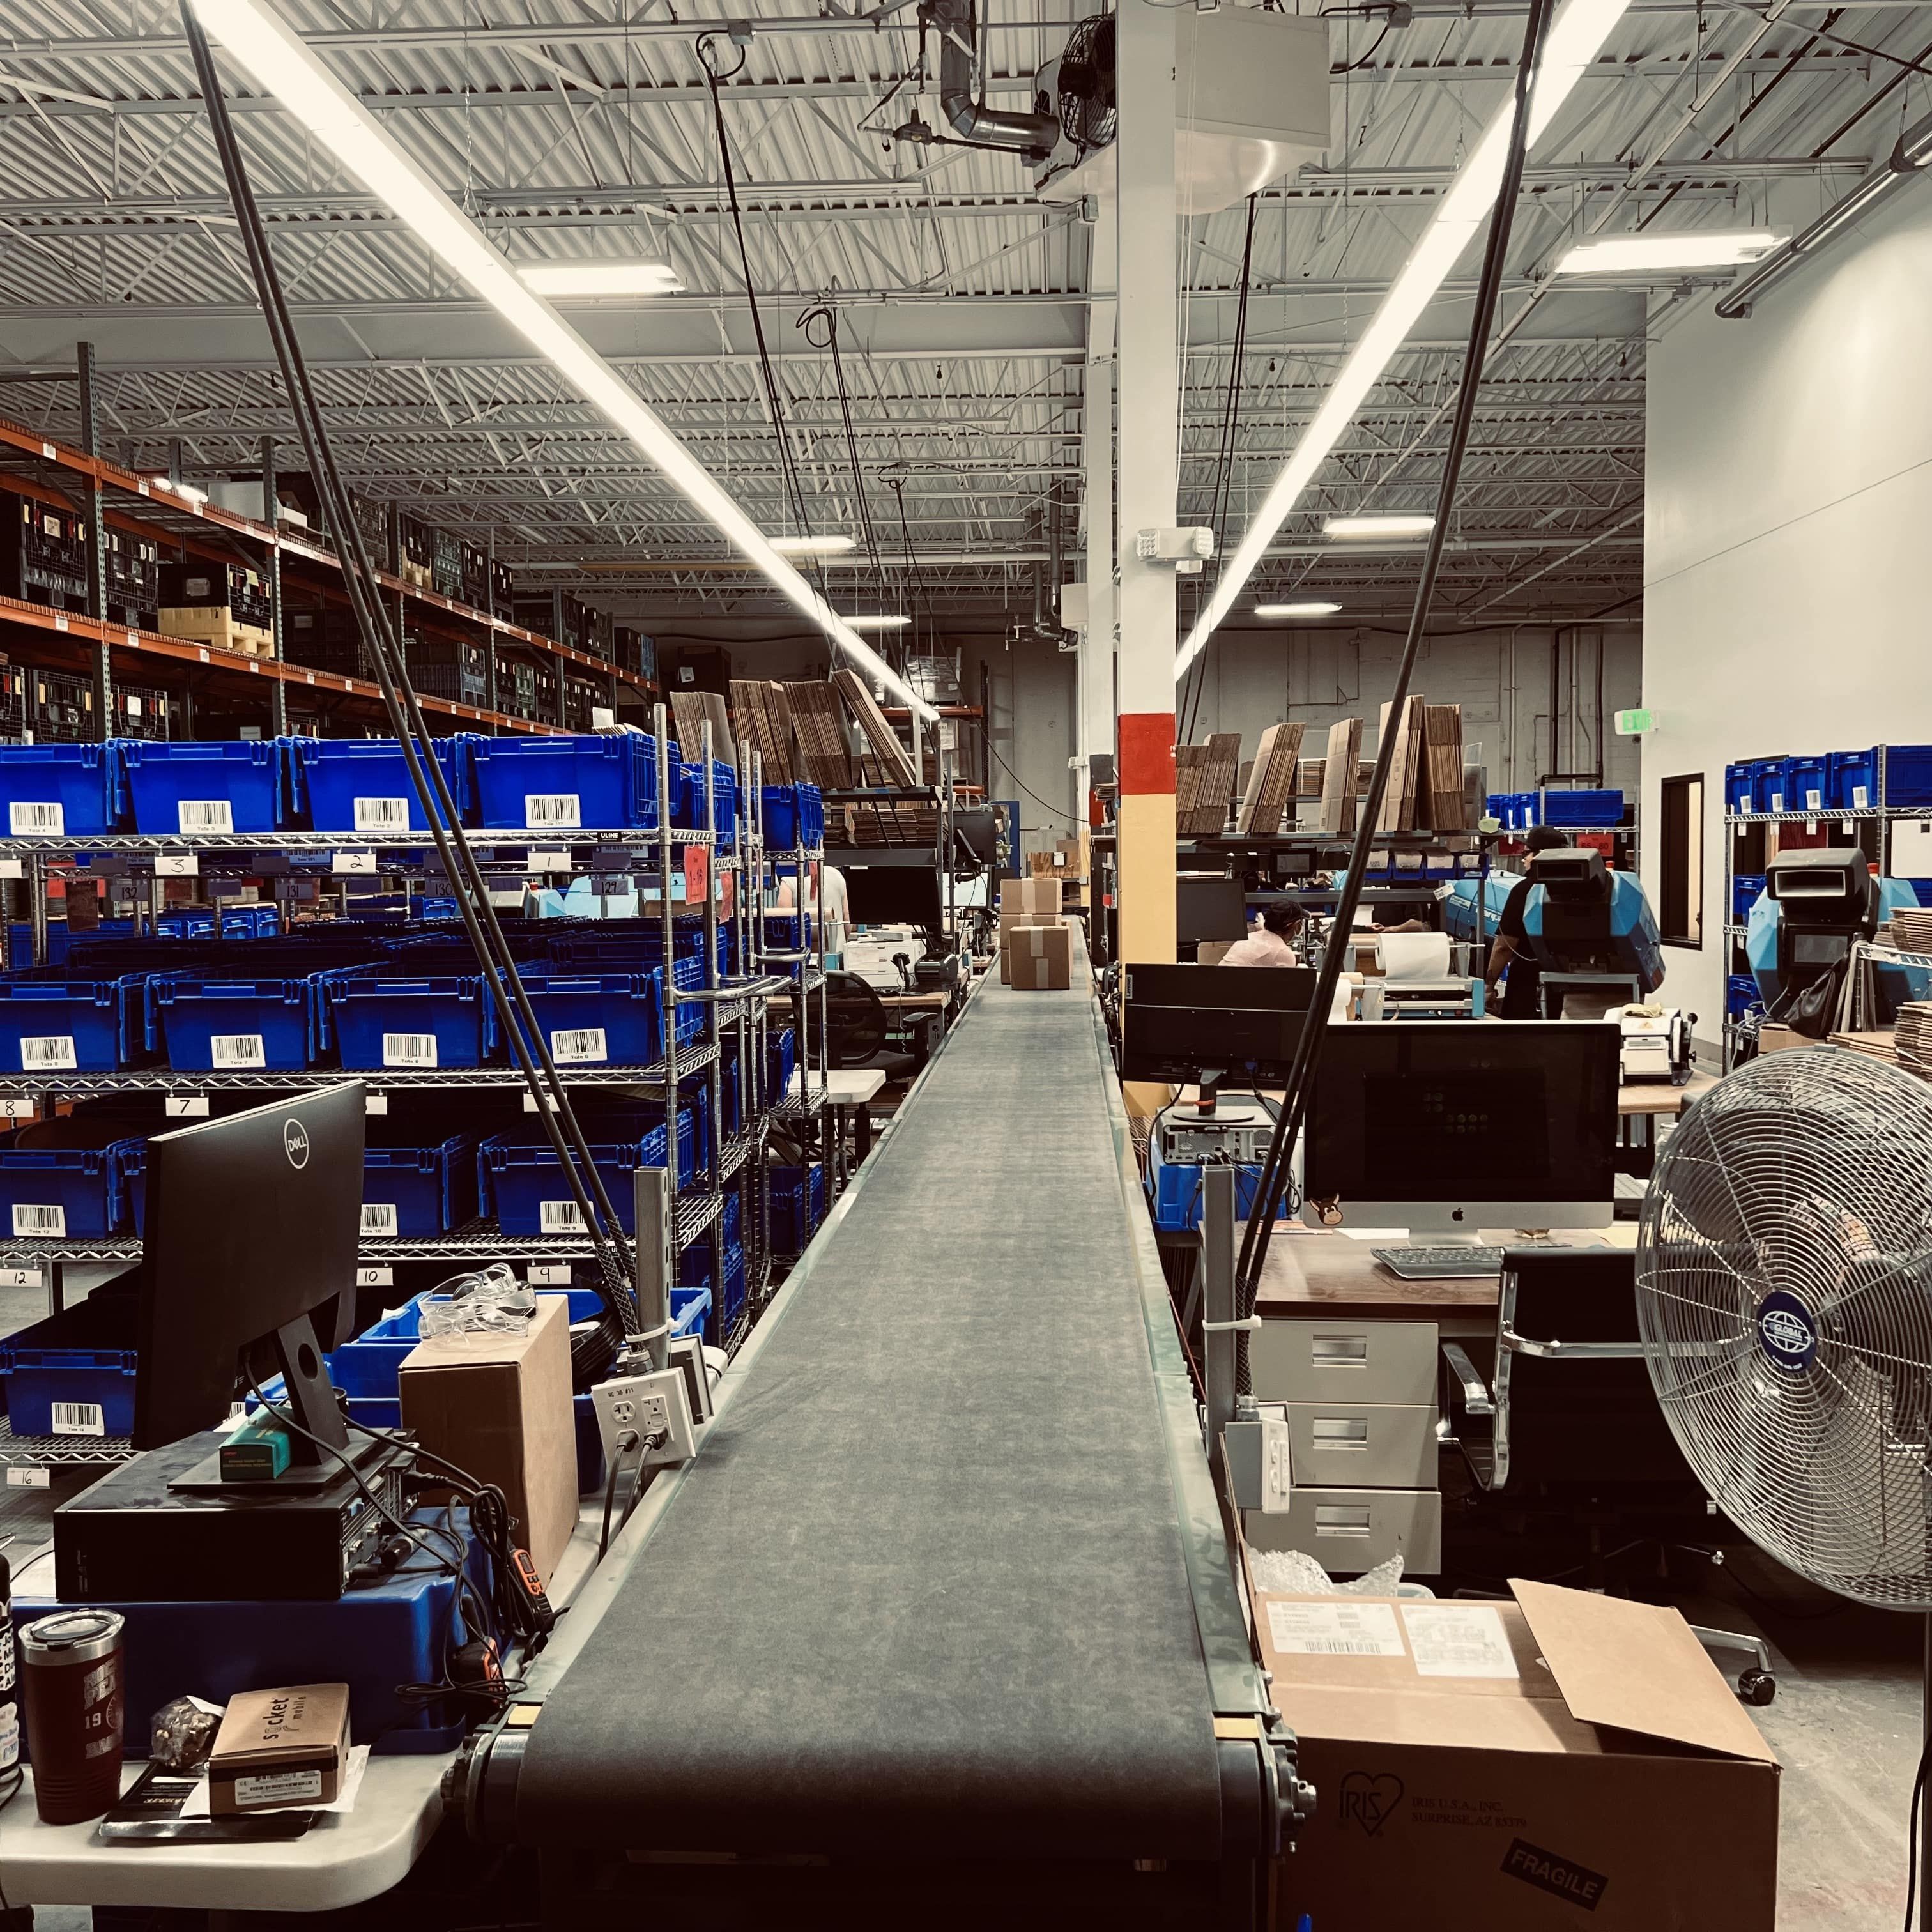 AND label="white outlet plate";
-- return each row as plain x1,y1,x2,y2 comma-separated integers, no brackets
1260,1405,1292,1515
591,1367,696,1471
